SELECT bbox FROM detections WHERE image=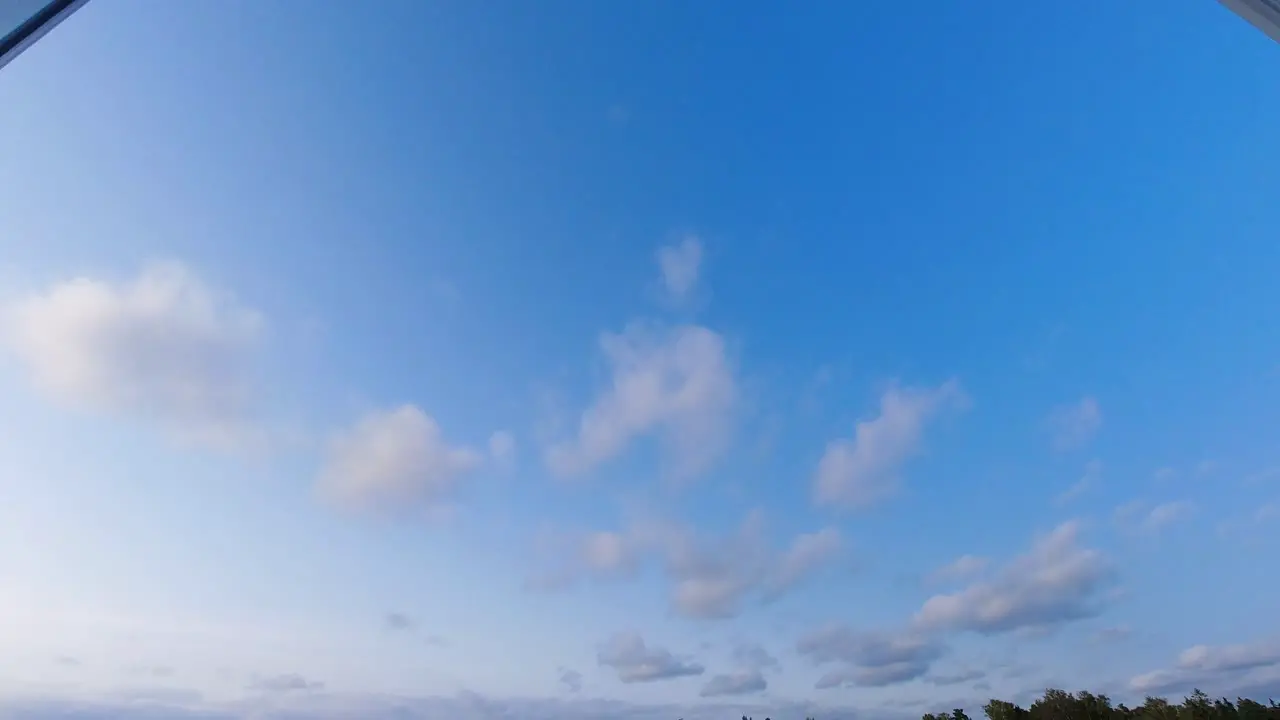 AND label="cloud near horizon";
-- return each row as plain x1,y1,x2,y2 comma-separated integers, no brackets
1129,639,1280,696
